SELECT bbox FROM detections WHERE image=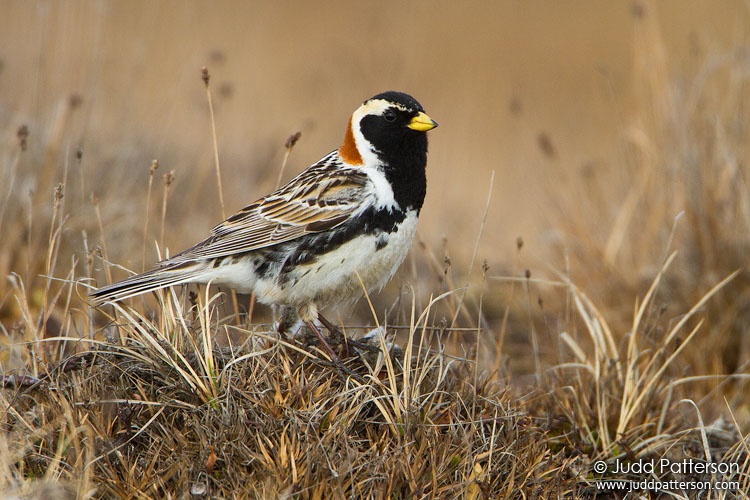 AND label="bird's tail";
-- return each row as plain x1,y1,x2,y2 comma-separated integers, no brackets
89,261,209,304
